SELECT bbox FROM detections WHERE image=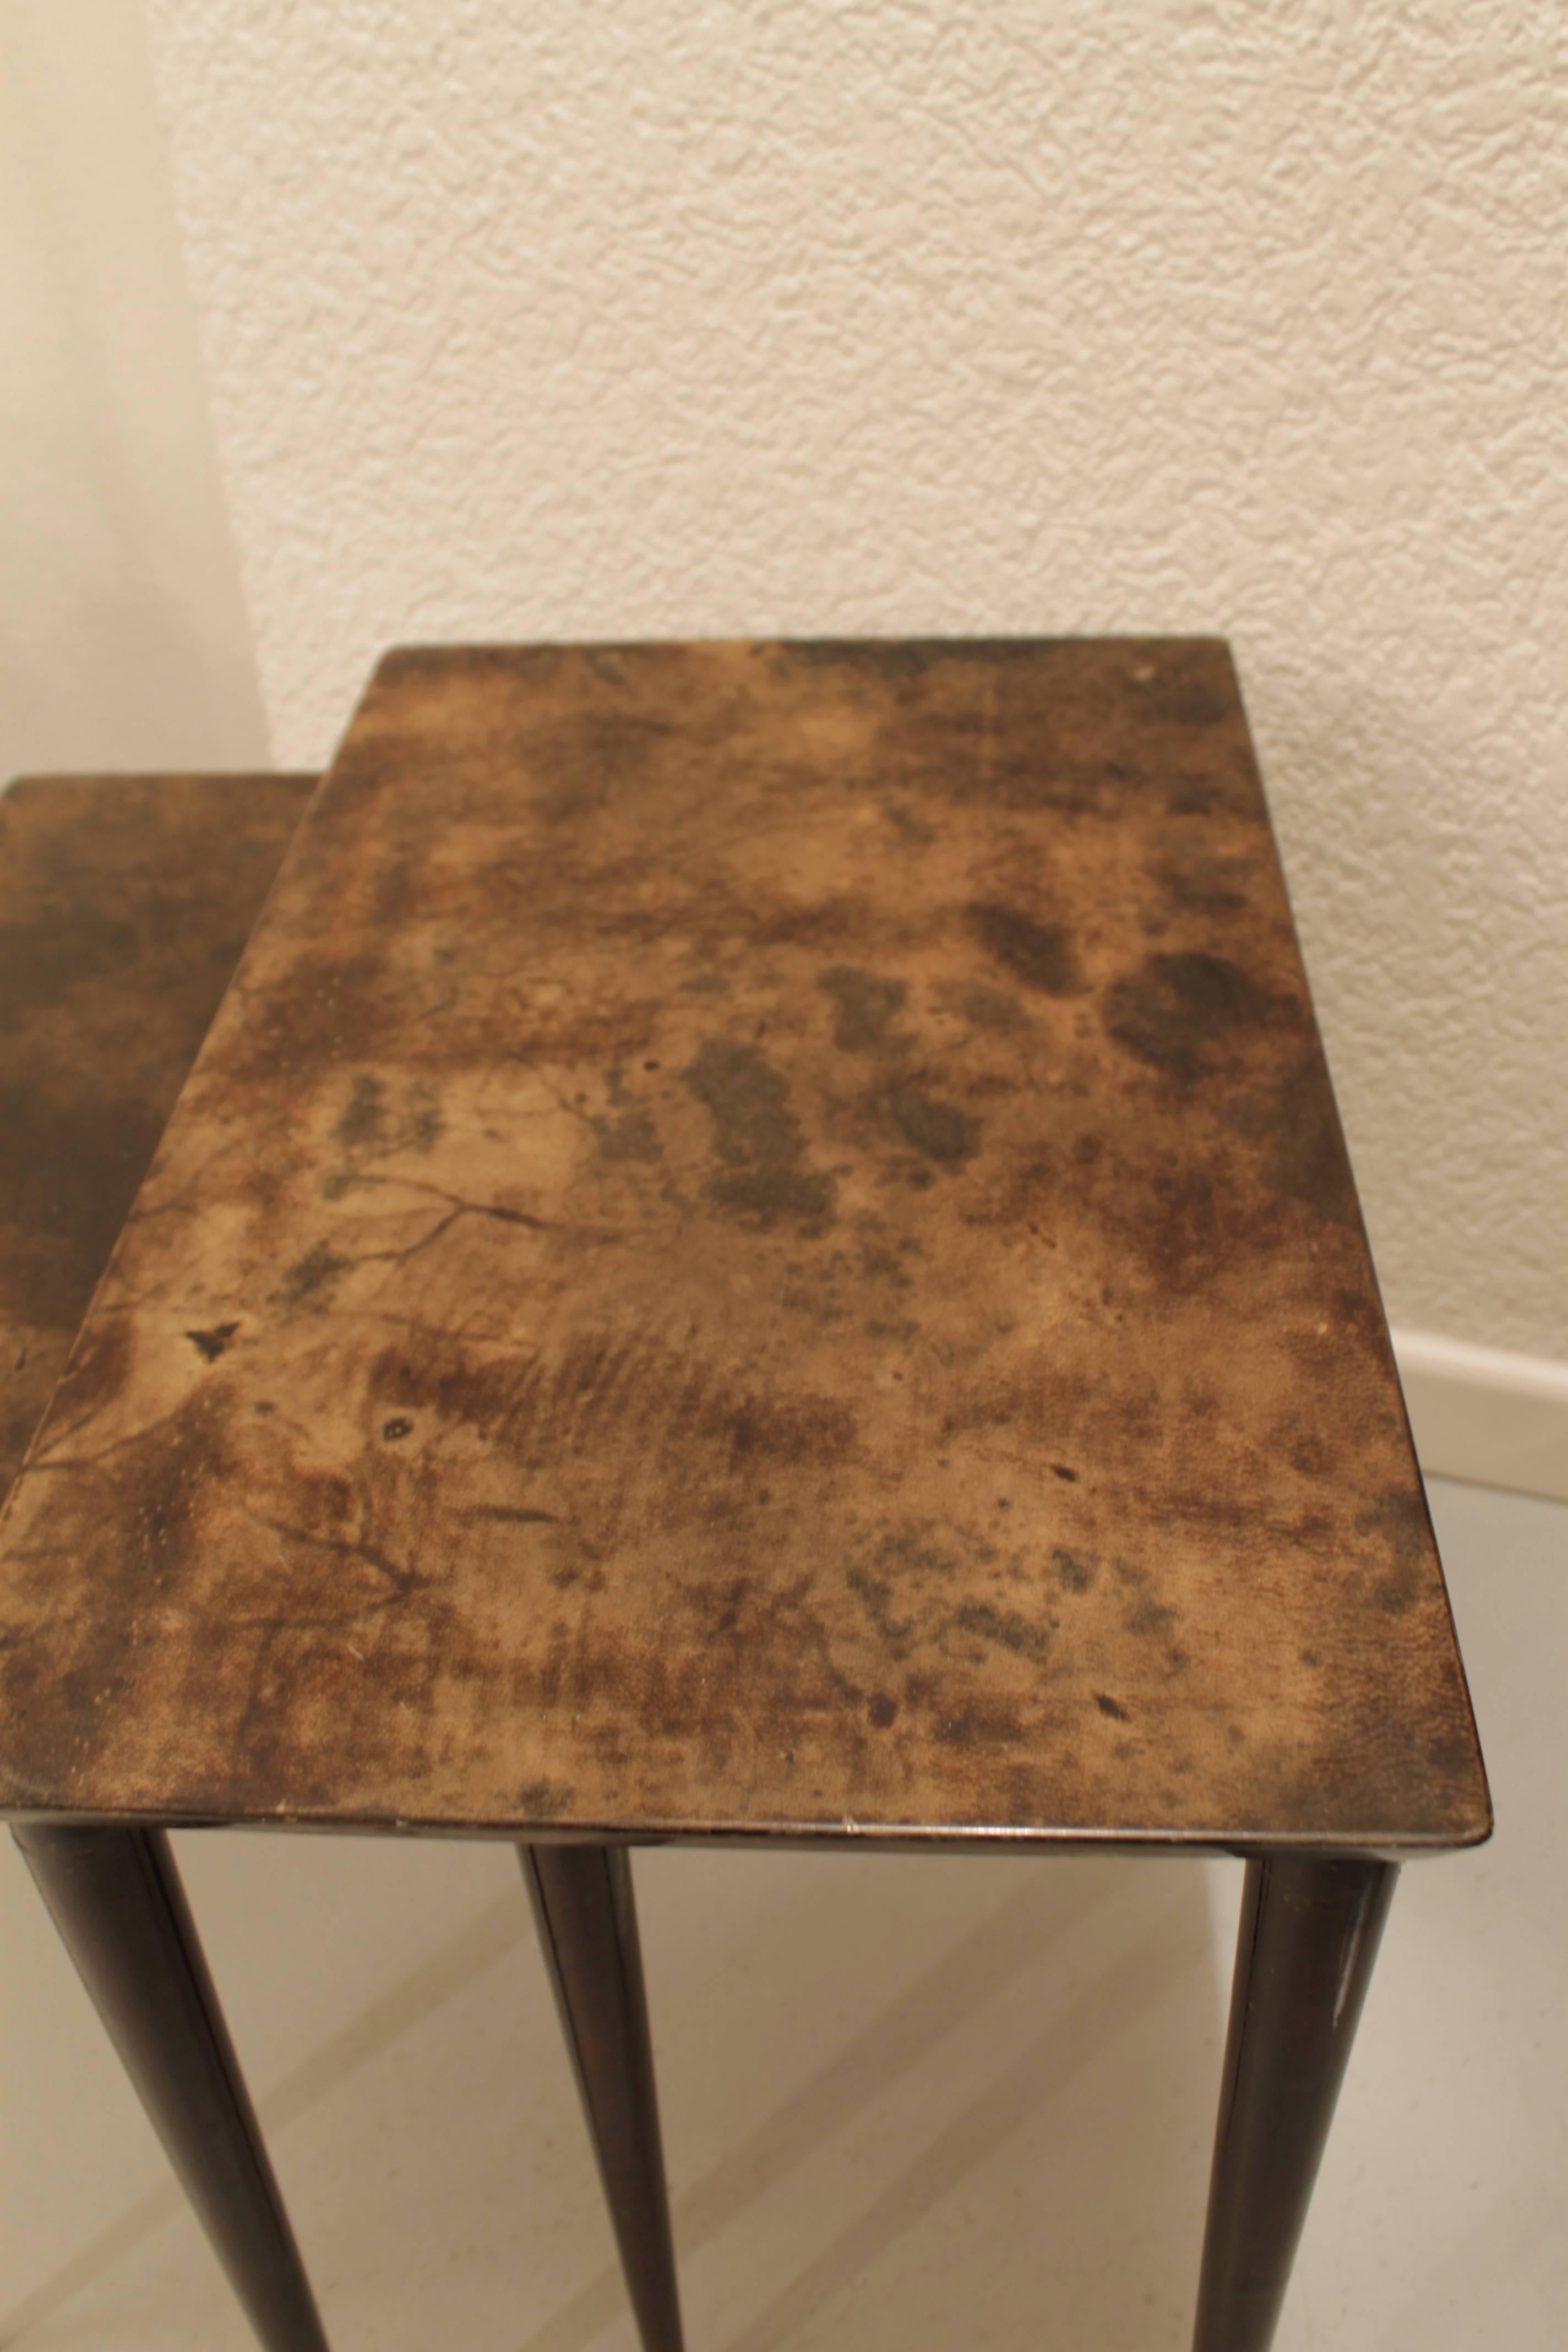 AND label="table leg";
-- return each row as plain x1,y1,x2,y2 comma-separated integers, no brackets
519,1842,684,2352
12,1822,329,2352
1193,1853,1399,2352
